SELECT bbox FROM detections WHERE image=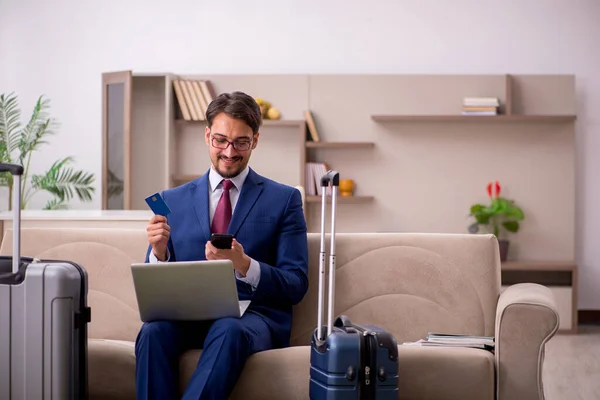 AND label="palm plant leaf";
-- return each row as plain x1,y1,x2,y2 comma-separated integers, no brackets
30,157,96,204
43,197,68,210
0,93,22,187
0,92,22,163
19,96,56,164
